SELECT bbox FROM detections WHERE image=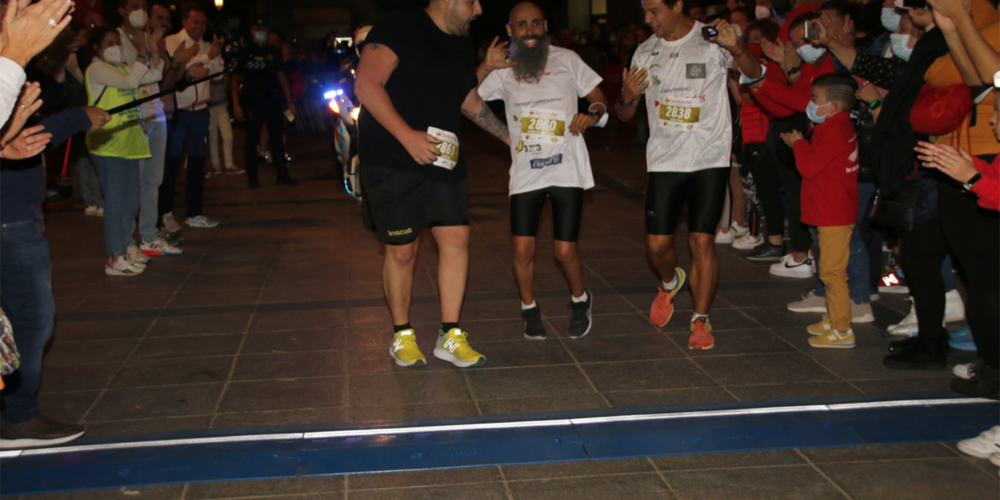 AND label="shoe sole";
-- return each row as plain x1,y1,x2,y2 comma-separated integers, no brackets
569,292,593,339
0,430,86,449
809,342,856,348
770,269,814,279
953,365,973,380
523,333,547,340
949,342,978,351
689,343,715,350
139,250,182,257
388,347,426,367
852,313,875,323
788,305,827,313
433,348,486,368
878,286,910,294
105,268,143,277
746,255,783,261
733,242,763,250
957,441,998,459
